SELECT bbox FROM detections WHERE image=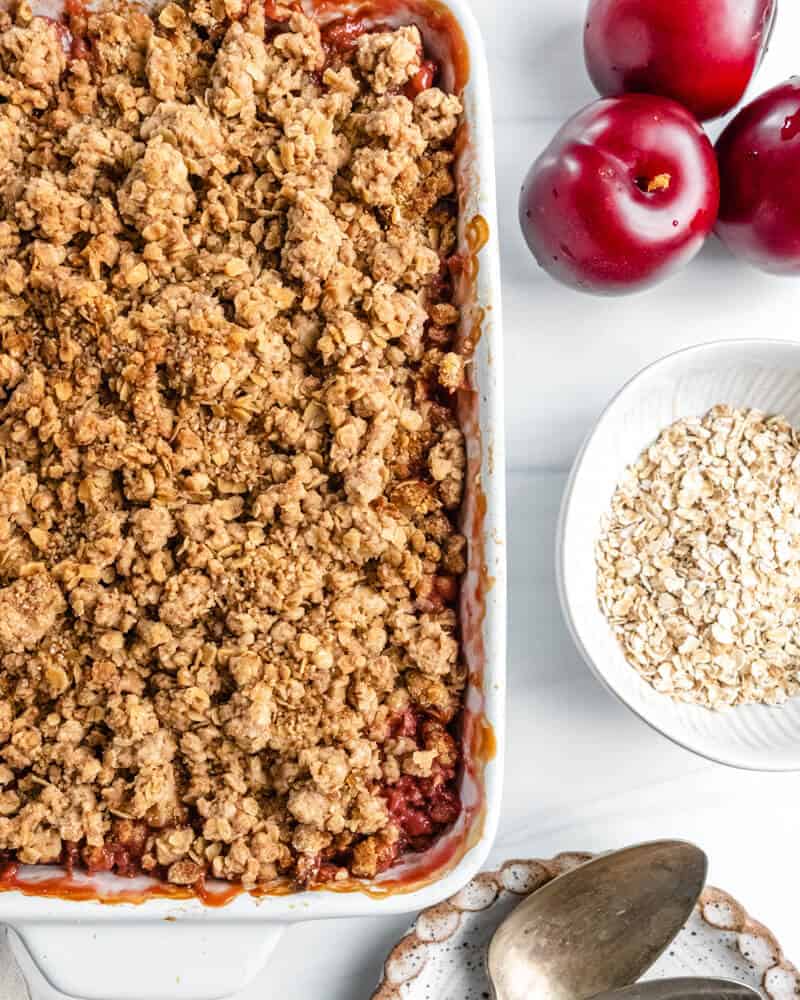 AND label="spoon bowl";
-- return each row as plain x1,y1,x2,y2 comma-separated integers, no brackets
487,841,708,1000
591,979,762,1000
